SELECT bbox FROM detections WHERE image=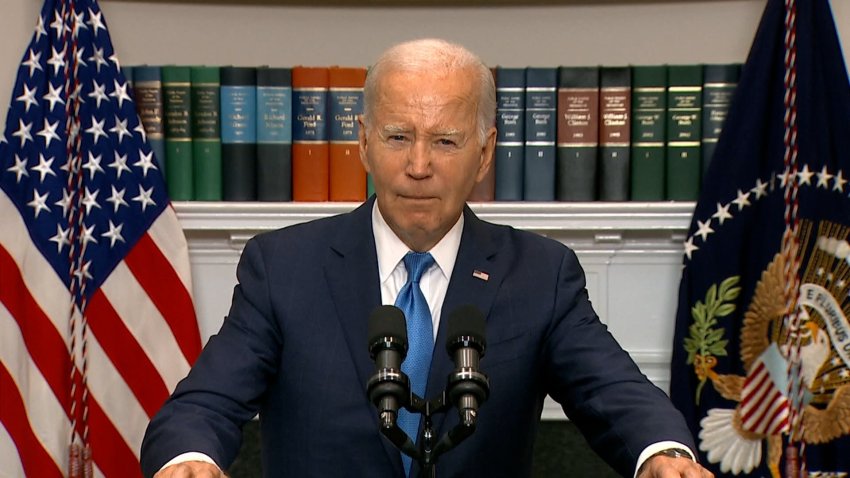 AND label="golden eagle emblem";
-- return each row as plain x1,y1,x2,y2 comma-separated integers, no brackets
686,220,850,477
